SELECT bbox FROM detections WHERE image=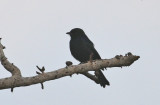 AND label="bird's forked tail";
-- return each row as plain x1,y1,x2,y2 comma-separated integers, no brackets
95,70,110,88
